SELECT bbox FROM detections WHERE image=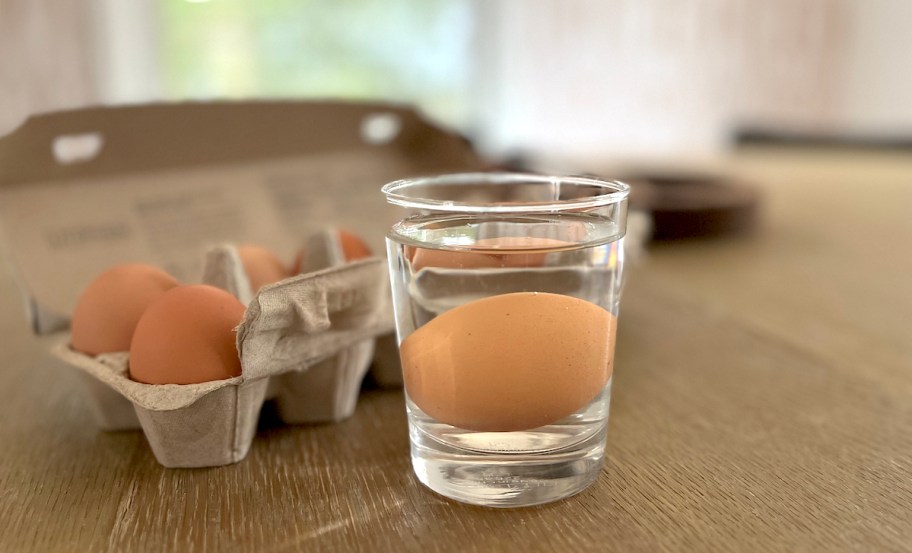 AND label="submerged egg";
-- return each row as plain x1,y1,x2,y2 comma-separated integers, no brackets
399,292,616,432
129,285,245,385
70,263,179,356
